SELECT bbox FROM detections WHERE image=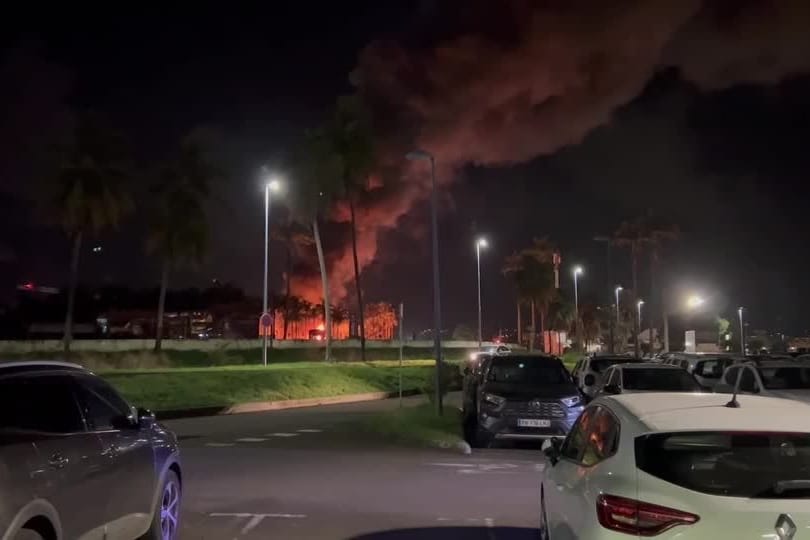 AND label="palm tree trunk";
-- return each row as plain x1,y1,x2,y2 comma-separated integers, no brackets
283,243,292,340
312,217,331,362
154,257,169,353
347,189,366,362
530,300,537,351
632,242,640,357
63,231,83,354
516,301,522,345
539,308,546,352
